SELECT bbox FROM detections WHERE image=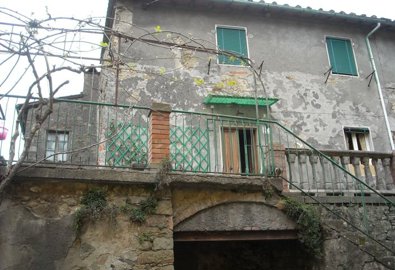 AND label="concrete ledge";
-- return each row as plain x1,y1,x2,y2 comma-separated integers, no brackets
284,192,395,204
13,165,281,192
174,230,298,241
12,165,395,203
14,165,158,185
166,172,282,191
